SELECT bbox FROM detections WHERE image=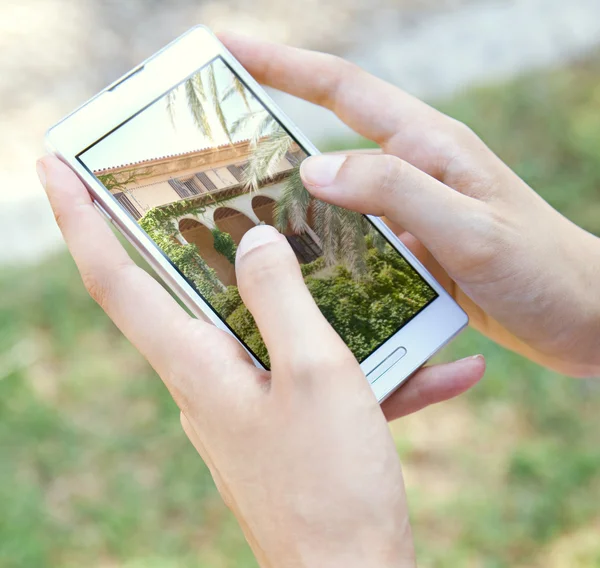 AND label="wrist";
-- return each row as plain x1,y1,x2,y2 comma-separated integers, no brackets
553,228,600,377
261,520,416,568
